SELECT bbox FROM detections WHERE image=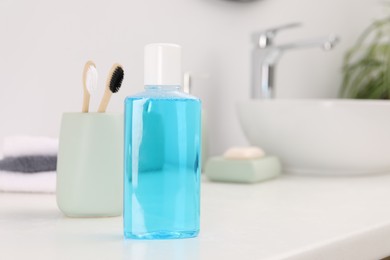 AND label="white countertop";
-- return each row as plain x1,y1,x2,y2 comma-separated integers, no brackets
1,174,390,260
